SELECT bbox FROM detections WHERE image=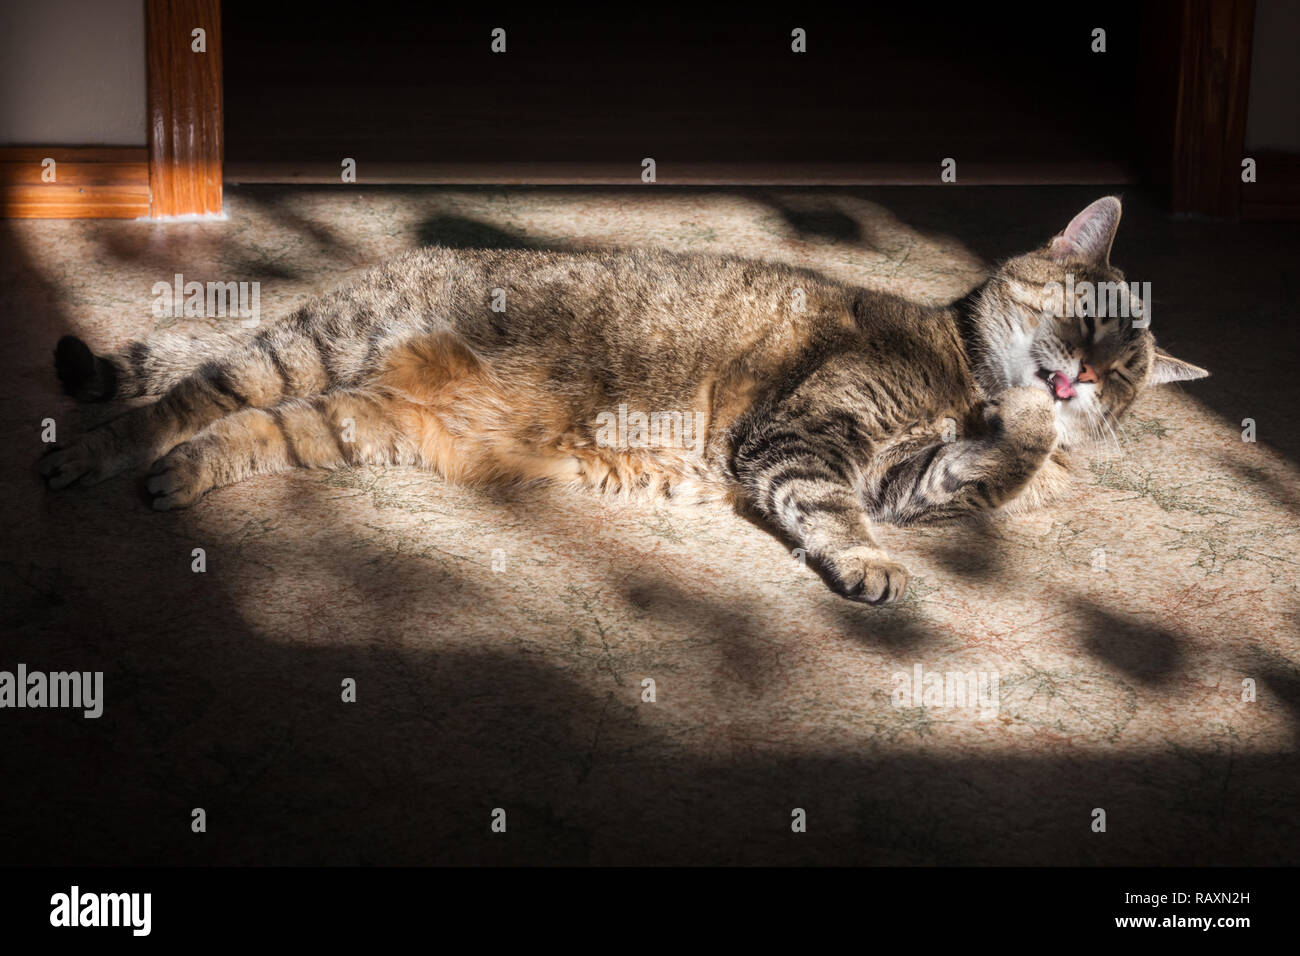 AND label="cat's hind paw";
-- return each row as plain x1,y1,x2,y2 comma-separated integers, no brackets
39,436,122,490
146,444,211,511
824,547,910,605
